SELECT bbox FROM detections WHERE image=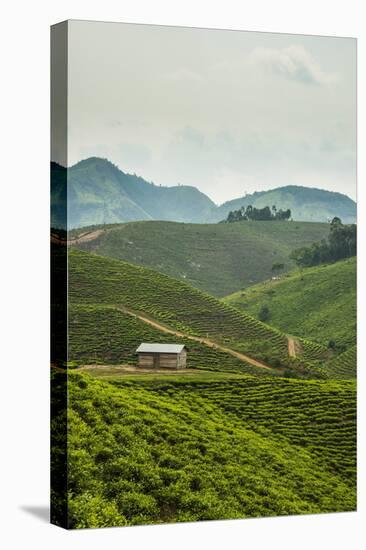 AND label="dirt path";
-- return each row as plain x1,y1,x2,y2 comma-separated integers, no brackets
78,364,202,376
287,336,302,358
116,305,274,371
68,229,105,245
51,229,106,246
